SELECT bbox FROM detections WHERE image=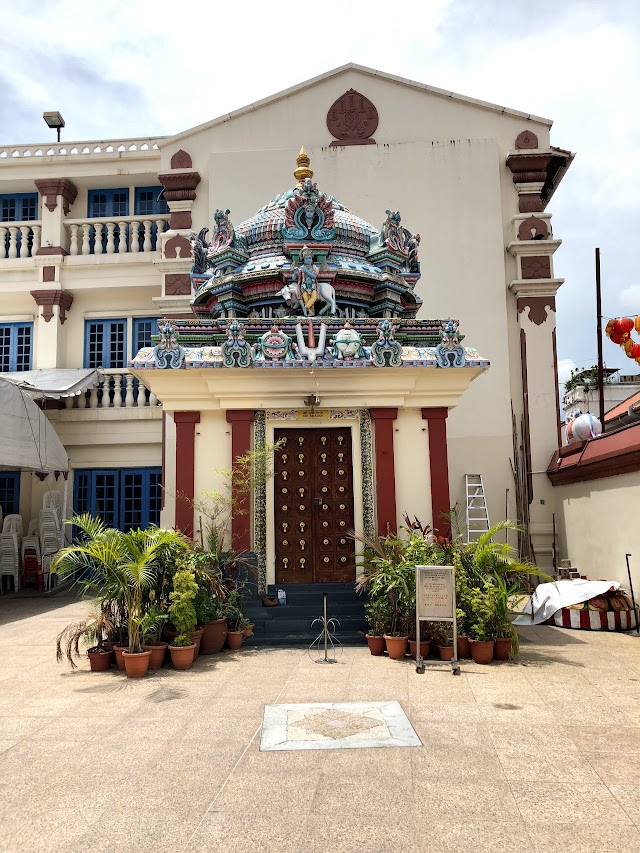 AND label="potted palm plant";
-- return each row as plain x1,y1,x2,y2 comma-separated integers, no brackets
364,596,389,656
141,606,169,669
468,584,498,664
225,604,244,650
493,575,523,660
55,603,114,671
168,569,198,669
